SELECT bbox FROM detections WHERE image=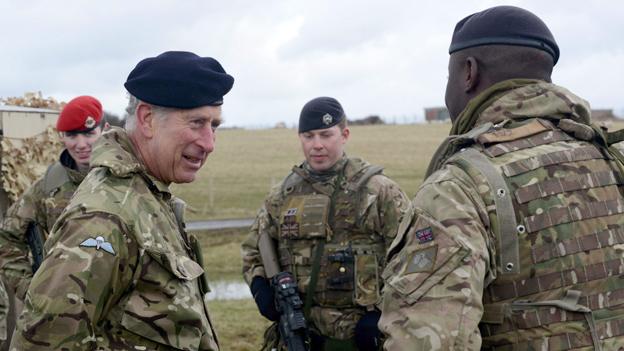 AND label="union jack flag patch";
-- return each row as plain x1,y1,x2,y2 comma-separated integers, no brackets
415,227,434,244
